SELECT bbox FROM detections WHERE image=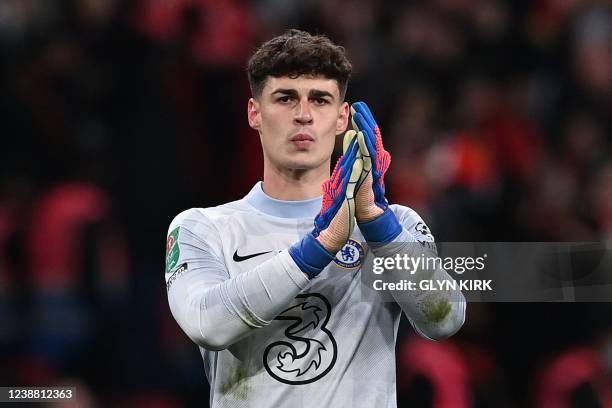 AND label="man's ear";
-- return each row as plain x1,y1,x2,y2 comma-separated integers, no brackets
336,101,350,134
248,98,261,130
